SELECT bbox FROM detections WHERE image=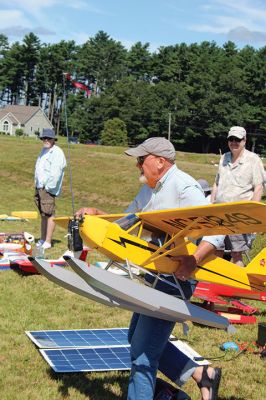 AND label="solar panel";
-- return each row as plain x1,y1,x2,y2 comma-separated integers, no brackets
26,328,205,375
26,328,129,349
40,346,131,372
